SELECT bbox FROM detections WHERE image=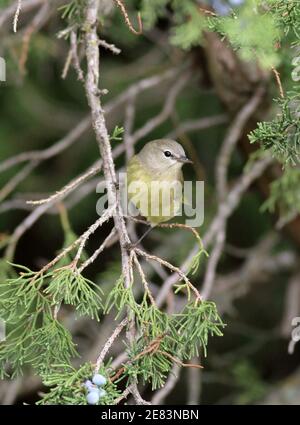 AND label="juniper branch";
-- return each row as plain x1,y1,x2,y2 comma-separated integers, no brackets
72,205,115,268
0,0,43,29
94,318,128,373
134,247,202,301
78,227,118,274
